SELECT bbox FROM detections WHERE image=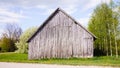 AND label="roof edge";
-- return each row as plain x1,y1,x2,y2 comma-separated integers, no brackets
27,8,60,42
58,8,97,39
27,7,97,43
